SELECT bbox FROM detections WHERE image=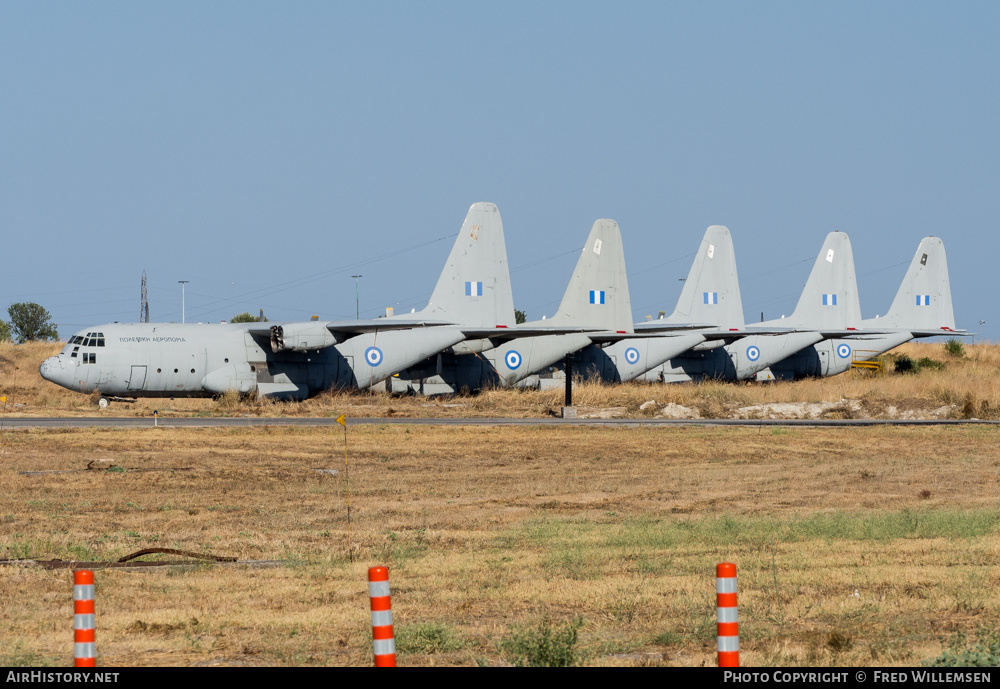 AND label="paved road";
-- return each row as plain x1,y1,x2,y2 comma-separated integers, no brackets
2,416,998,429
